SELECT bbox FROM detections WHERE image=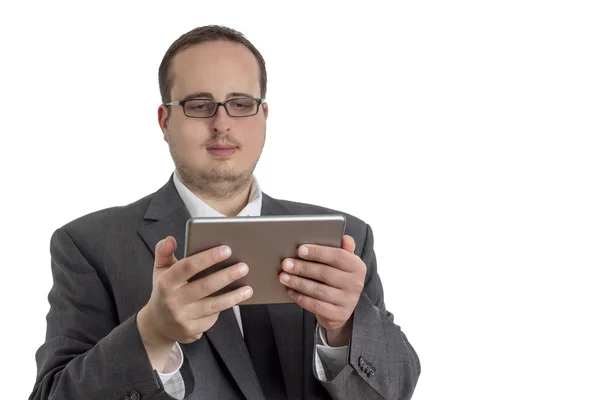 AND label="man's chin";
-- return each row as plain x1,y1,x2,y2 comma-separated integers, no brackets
178,165,253,196
200,167,246,183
